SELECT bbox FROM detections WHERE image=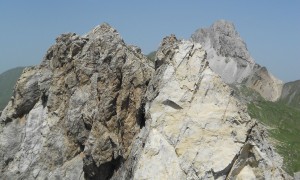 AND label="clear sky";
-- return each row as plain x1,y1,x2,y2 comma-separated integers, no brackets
0,1,299,82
